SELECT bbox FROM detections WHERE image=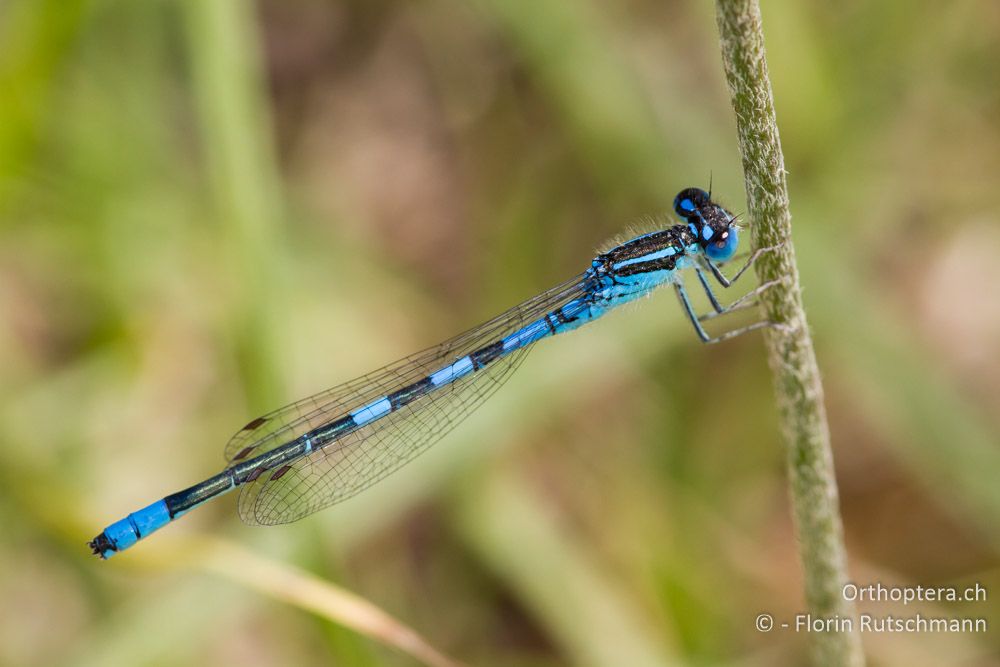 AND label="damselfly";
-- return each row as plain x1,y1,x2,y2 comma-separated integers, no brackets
90,187,781,559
